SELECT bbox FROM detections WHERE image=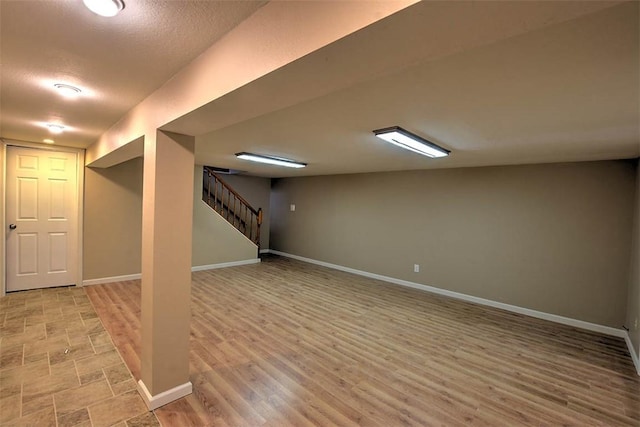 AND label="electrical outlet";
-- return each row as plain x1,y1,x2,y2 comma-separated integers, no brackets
414,264,420,273
290,204,296,212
